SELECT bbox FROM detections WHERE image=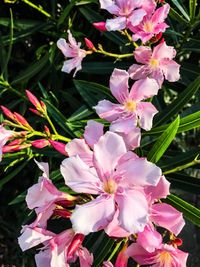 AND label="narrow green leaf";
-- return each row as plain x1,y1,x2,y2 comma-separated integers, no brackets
147,116,180,163
171,0,190,21
189,0,197,19
74,79,114,108
165,194,200,227
169,7,188,23
154,75,200,126
68,105,93,122
9,191,26,205
57,0,77,26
